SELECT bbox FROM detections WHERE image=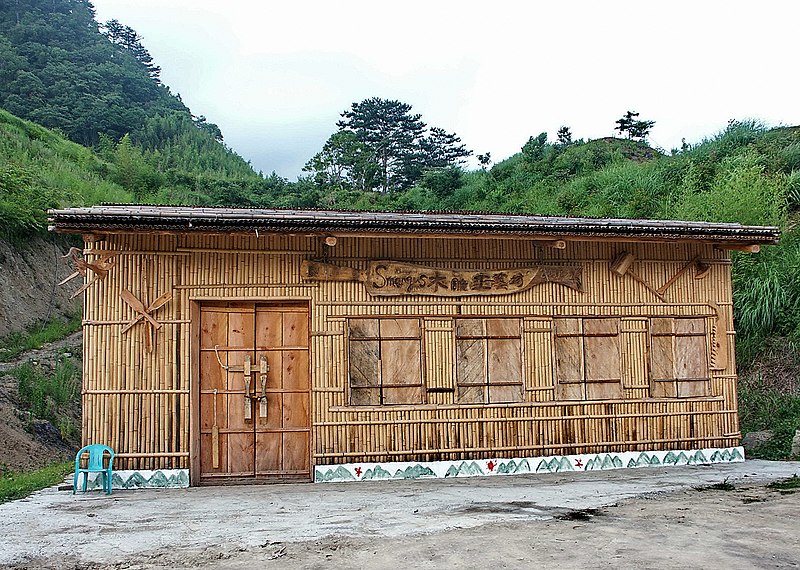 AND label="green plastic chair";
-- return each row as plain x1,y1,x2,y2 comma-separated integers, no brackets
73,444,115,495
